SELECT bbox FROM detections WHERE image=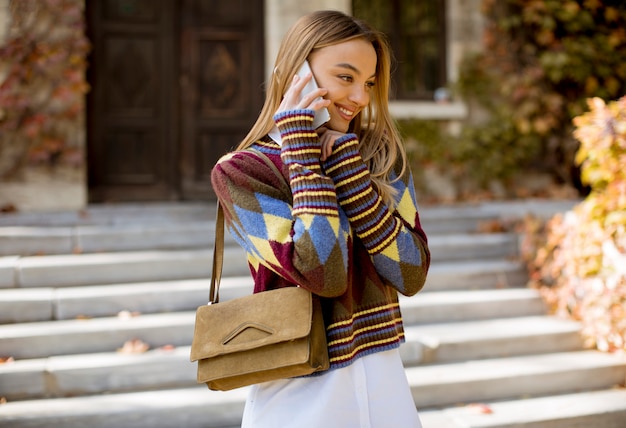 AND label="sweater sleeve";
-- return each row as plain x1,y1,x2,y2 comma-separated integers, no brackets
210,112,350,298
323,133,430,296
274,109,339,217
